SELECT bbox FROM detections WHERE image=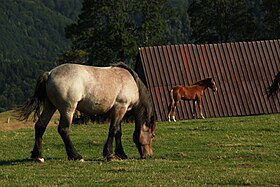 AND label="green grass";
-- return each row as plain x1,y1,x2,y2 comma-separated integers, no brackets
0,114,280,186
